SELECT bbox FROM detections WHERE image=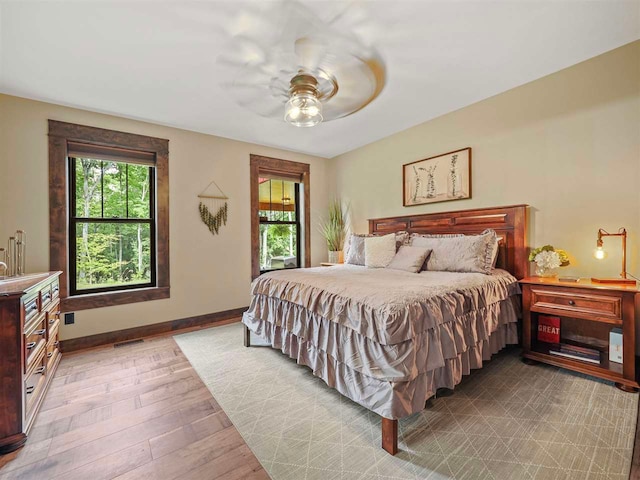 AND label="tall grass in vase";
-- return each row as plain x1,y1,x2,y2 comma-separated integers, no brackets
320,199,348,264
